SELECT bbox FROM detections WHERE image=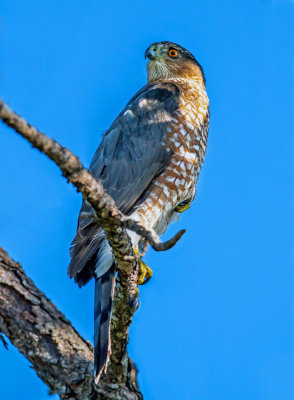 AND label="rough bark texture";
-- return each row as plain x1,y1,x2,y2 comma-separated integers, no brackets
0,247,142,400
0,98,184,398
